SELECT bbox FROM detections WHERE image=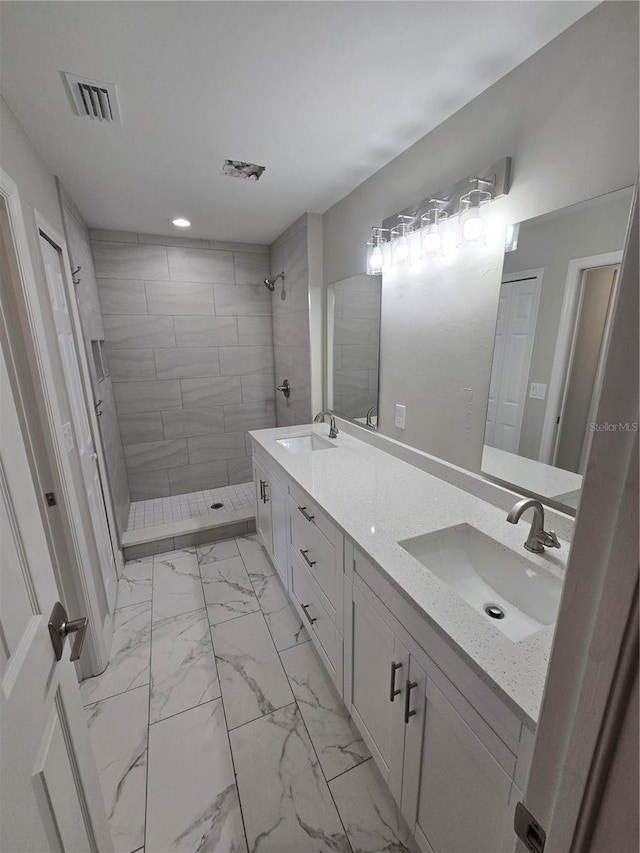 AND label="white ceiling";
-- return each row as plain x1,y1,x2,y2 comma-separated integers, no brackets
0,1,597,244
